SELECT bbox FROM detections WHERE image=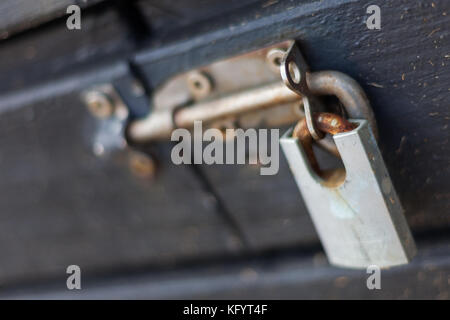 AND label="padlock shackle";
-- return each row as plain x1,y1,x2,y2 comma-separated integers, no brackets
307,71,378,141
292,112,356,177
